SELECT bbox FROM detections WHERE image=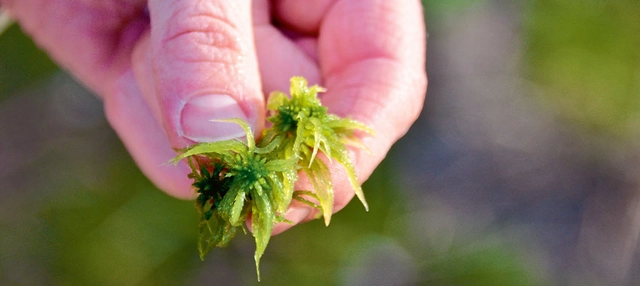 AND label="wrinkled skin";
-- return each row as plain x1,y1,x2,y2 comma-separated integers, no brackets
1,0,427,234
